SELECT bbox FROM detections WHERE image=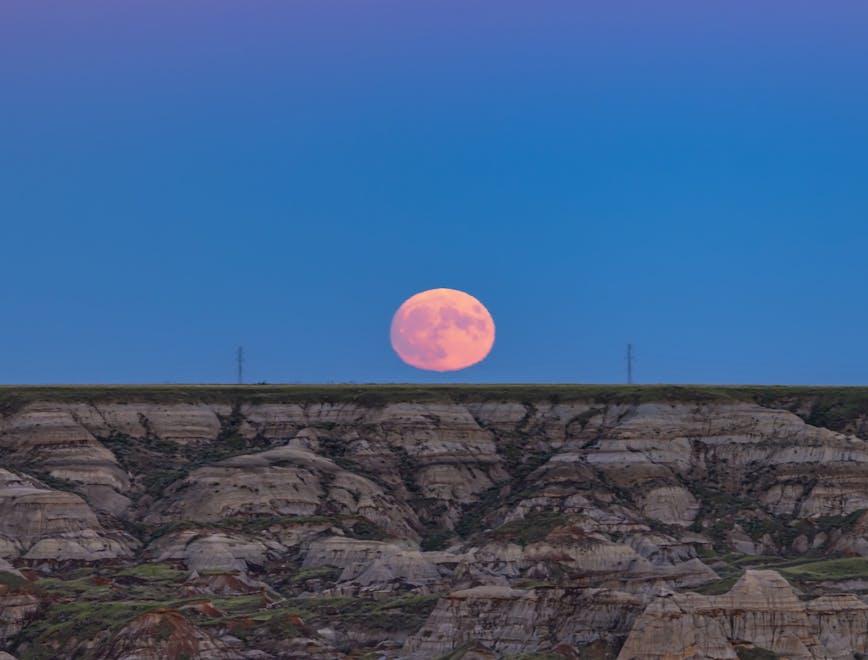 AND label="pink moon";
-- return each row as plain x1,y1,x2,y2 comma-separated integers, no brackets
390,288,495,372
